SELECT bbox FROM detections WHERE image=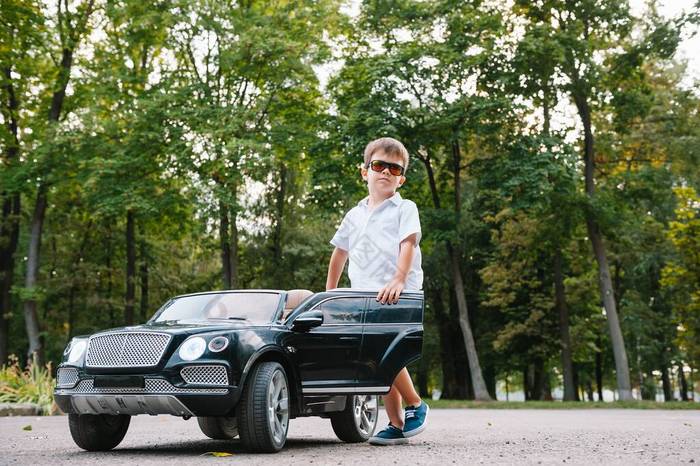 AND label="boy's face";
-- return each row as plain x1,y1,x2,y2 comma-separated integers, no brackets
361,150,406,198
